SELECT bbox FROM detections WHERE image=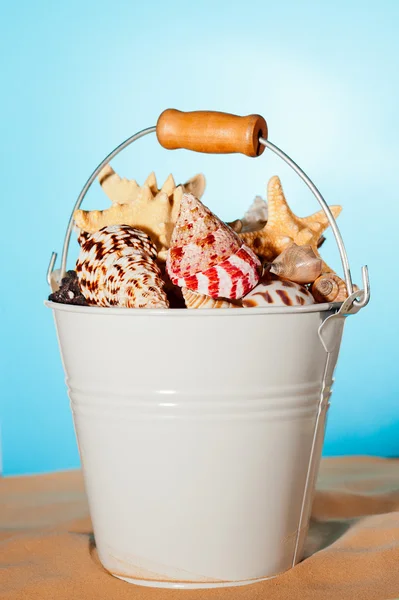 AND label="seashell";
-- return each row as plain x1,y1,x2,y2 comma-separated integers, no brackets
166,193,261,300
242,273,314,307
167,193,241,274
268,243,323,284
311,273,348,303
228,219,243,233
182,173,206,199
182,288,242,309
105,253,168,308
227,196,268,234
177,245,261,300
76,225,169,308
241,195,268,232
